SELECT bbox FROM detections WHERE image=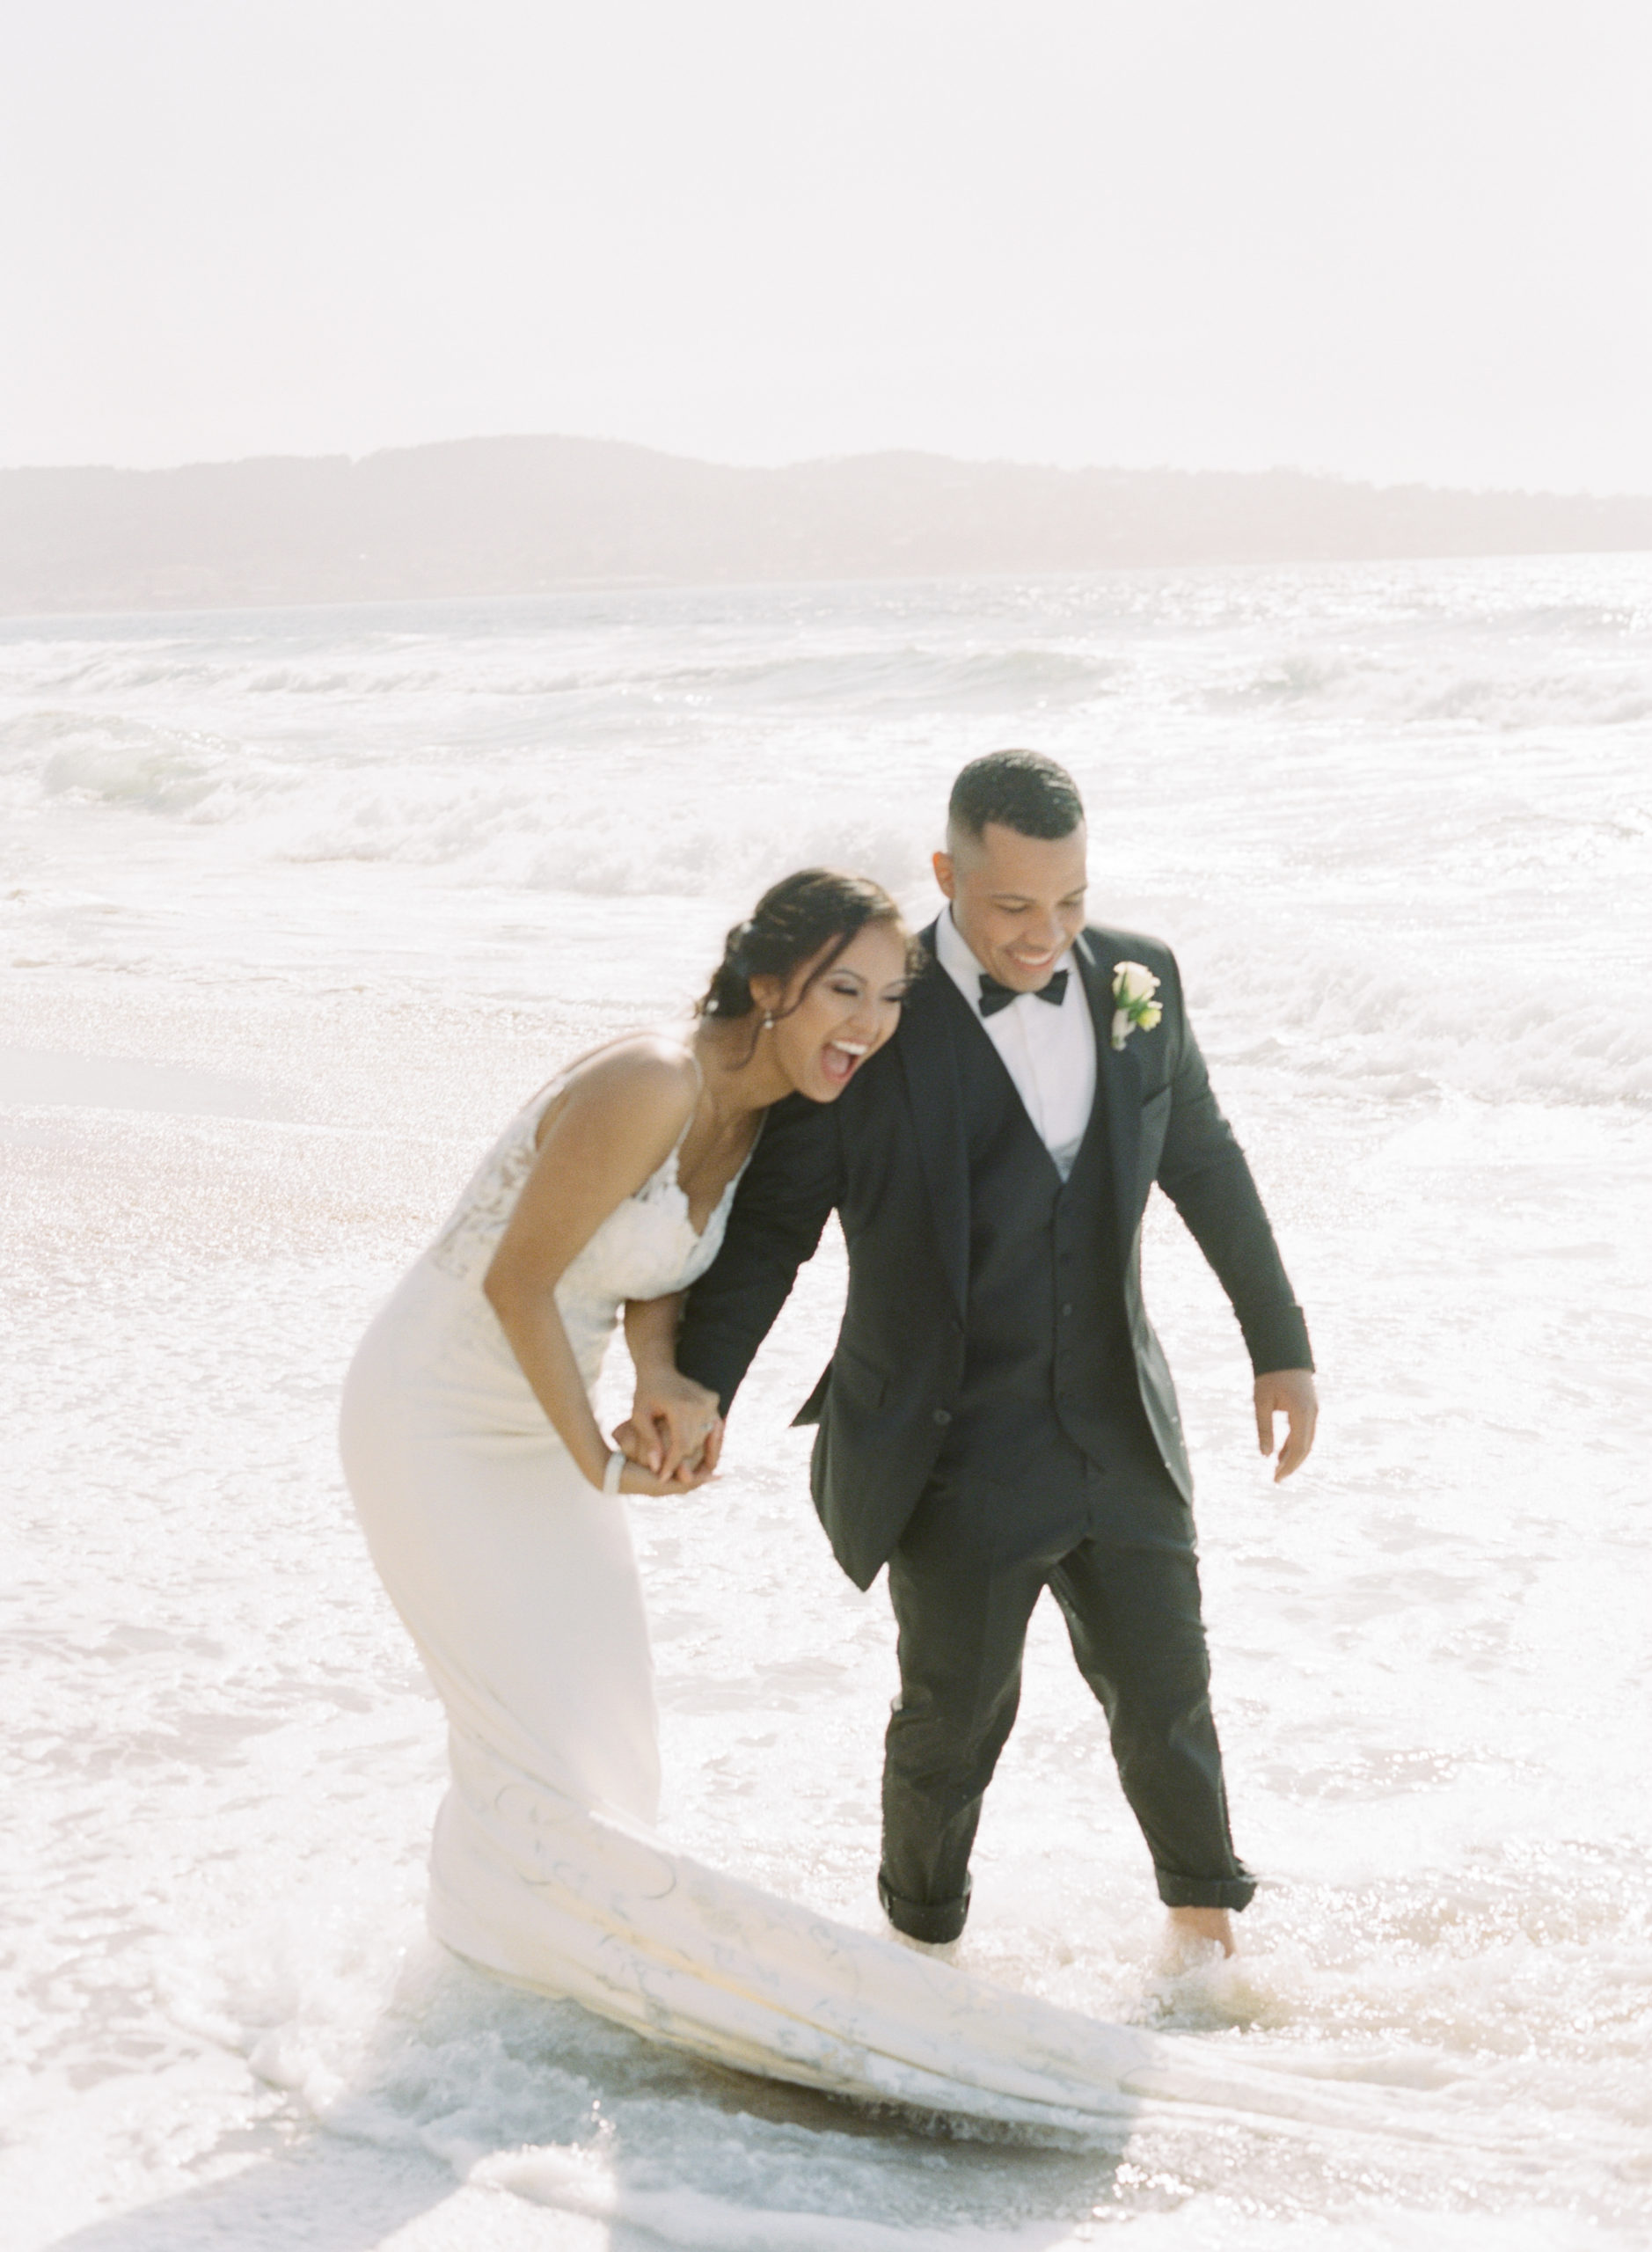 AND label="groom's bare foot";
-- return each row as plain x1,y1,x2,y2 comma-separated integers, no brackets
1164,1906,1237,1961
887,1924,961,1964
